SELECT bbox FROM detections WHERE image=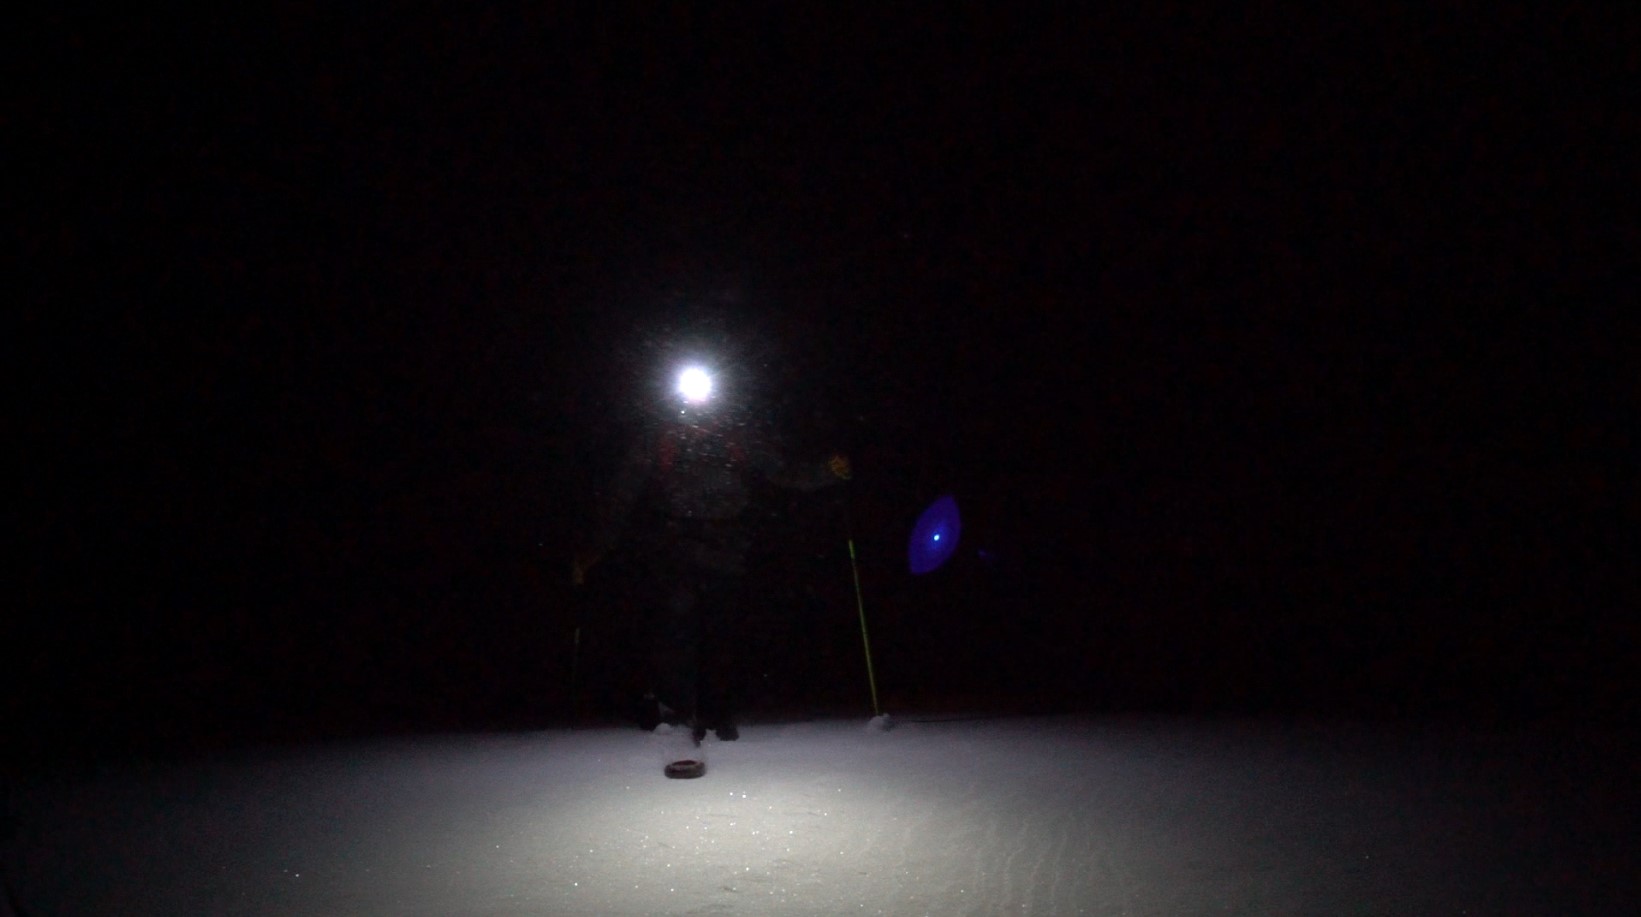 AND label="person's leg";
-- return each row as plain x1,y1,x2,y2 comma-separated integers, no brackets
649,573,702,730
697,571,749,739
